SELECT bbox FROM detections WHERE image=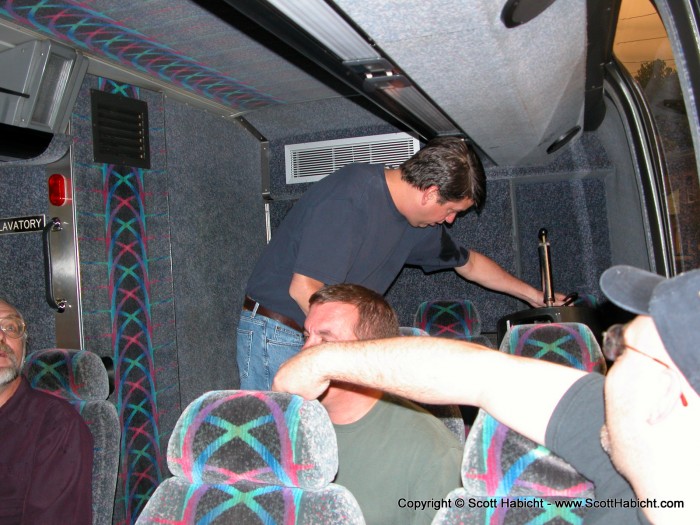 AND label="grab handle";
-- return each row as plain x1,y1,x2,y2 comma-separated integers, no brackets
42,217,67,313
538,228,555,307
